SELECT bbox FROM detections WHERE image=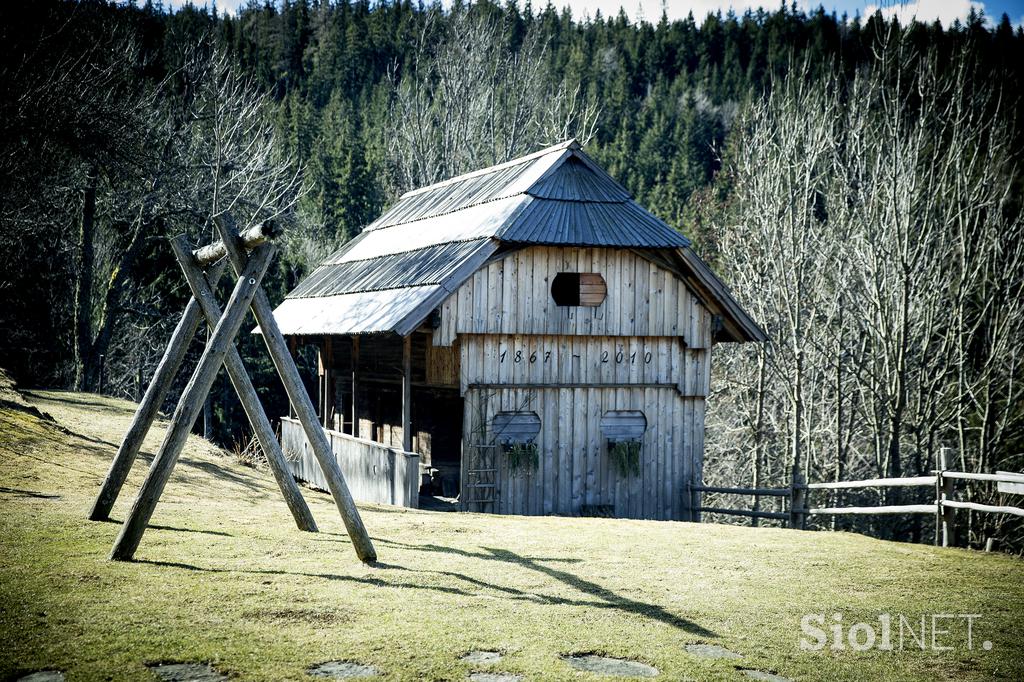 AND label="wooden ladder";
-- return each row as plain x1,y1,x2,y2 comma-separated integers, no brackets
466,443,498,511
